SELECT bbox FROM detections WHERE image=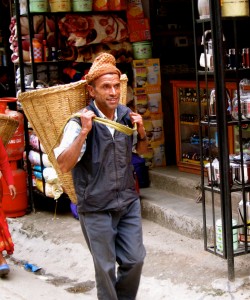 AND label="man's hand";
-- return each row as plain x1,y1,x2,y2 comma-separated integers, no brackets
130,112,146,139
80,108,96,136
